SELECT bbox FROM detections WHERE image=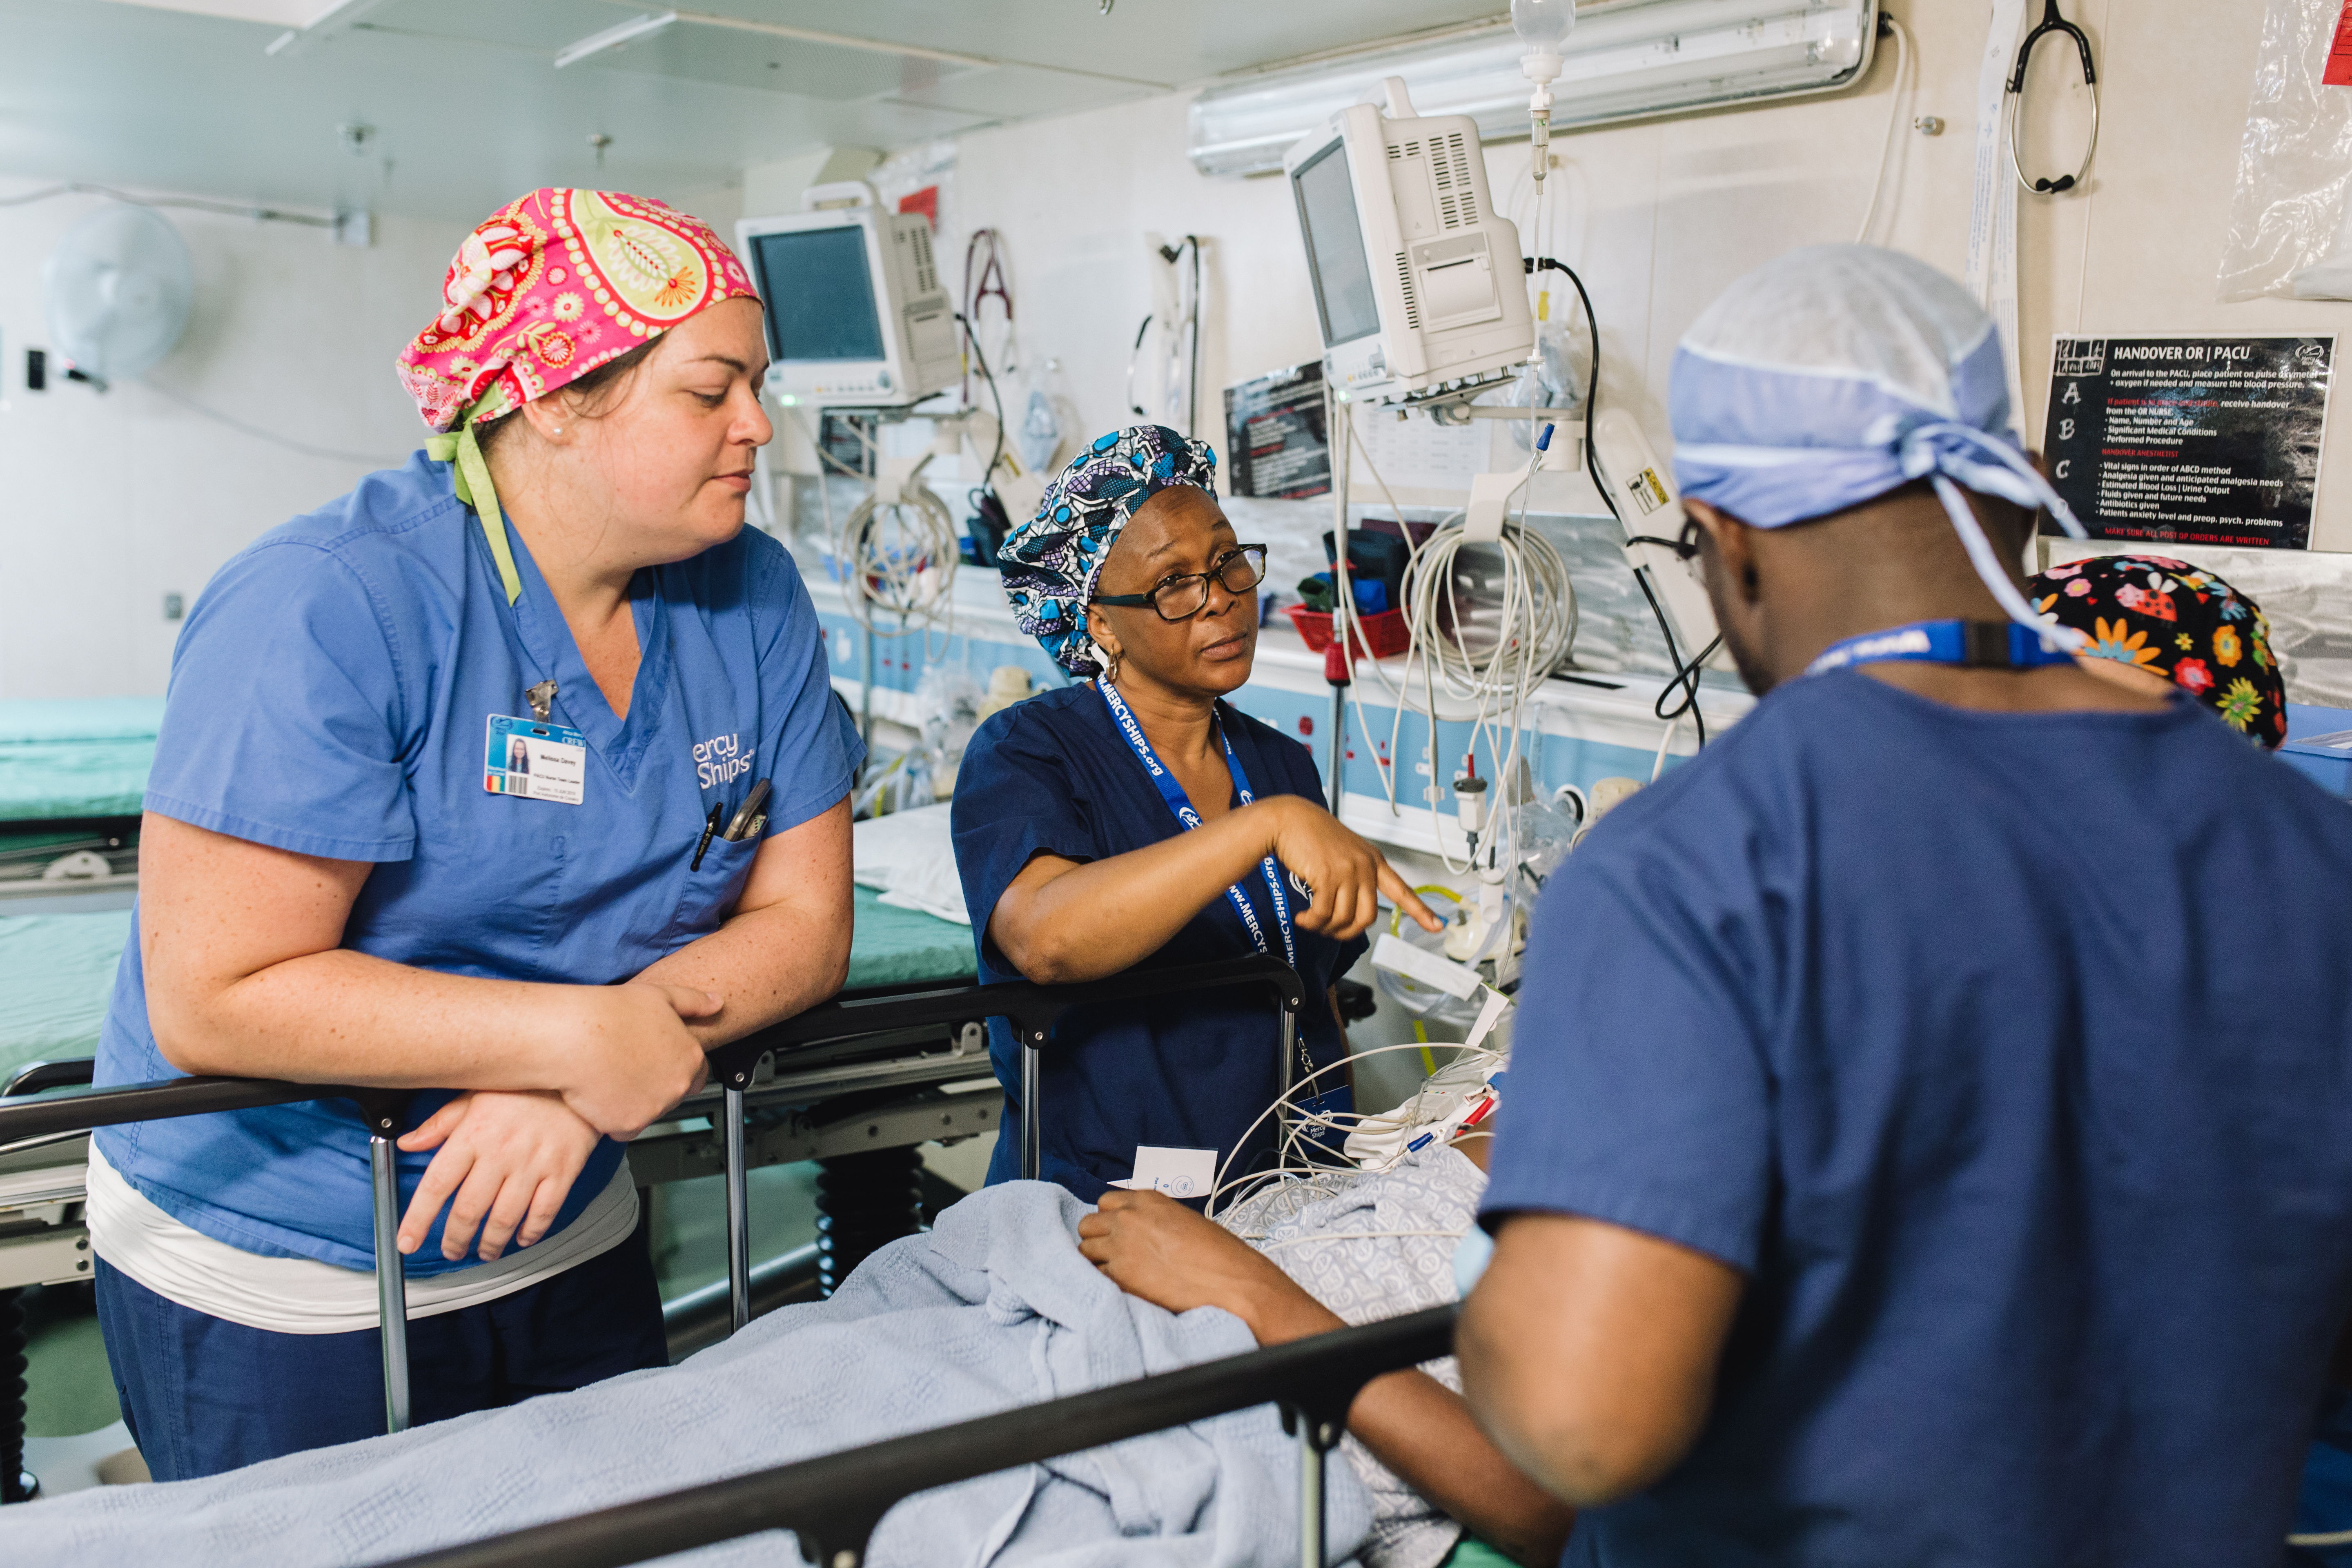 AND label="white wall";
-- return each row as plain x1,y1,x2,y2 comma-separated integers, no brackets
0,194,467,698
0,181,747,702
932,1,2352,555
